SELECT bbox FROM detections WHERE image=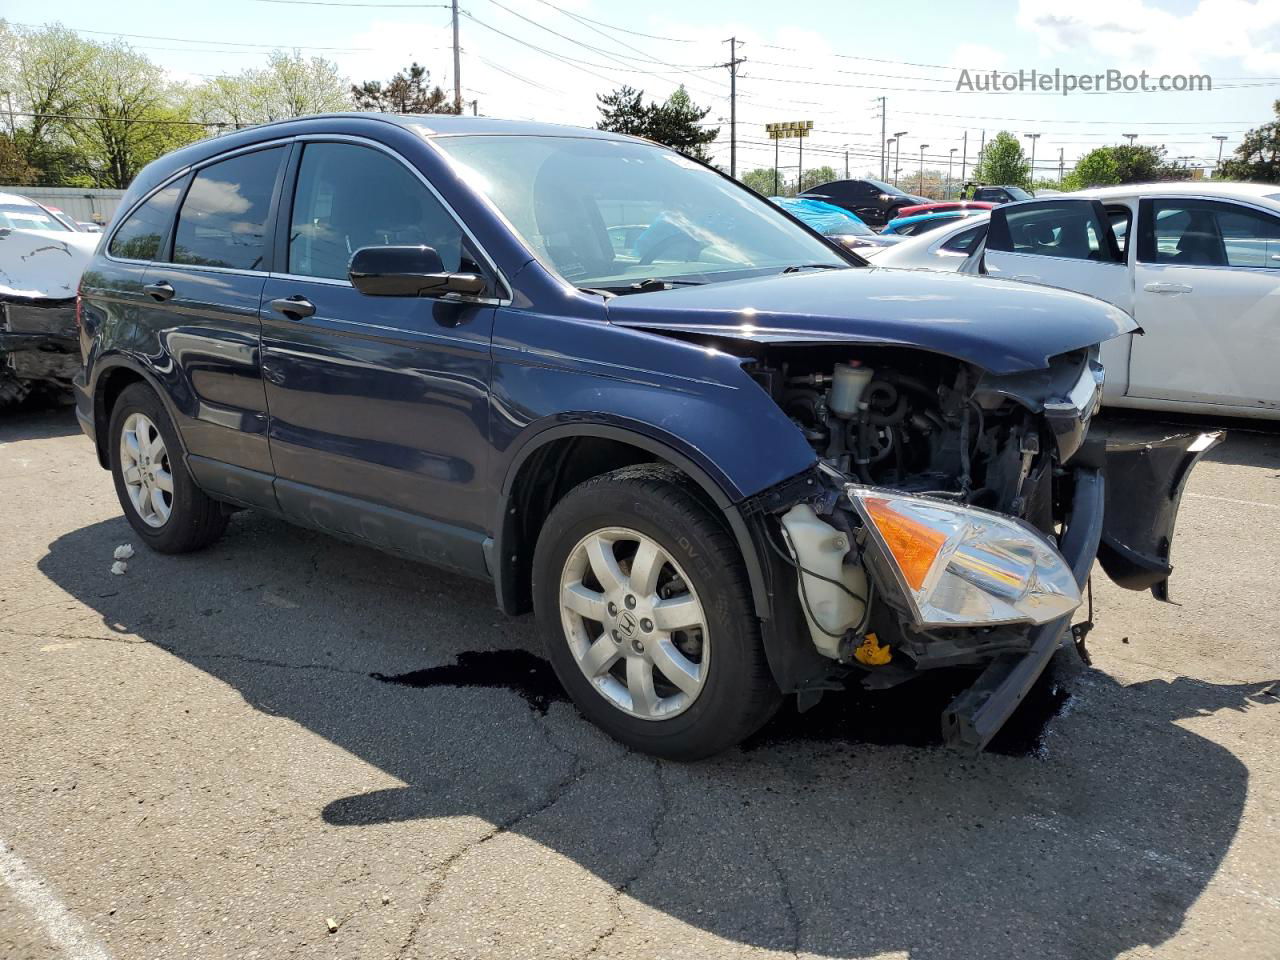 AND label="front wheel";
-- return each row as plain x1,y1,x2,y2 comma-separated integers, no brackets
532,466,779,760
